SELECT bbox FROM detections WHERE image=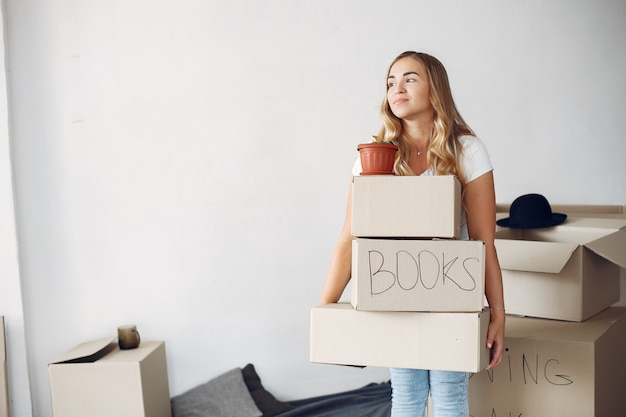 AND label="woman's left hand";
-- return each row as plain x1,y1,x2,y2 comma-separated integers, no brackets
485,310,505,369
